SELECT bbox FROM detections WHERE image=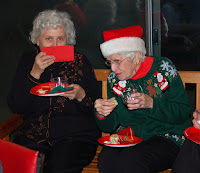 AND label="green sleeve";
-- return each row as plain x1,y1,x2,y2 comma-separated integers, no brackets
94,81,121,133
